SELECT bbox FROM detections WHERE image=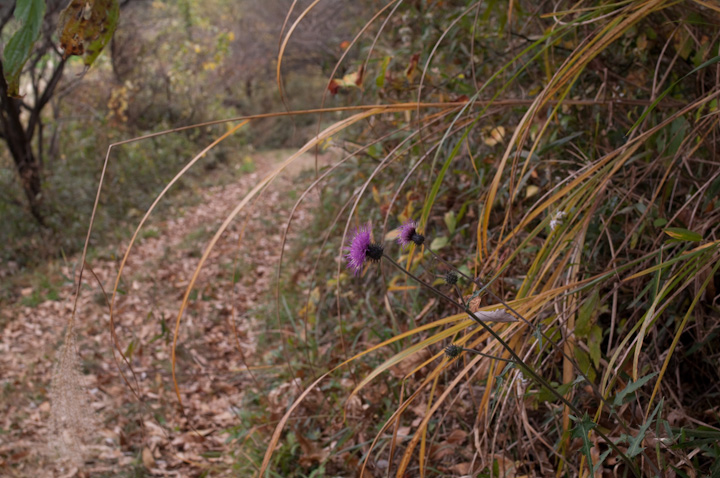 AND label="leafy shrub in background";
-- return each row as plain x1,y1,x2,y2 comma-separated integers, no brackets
0,0,359,267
